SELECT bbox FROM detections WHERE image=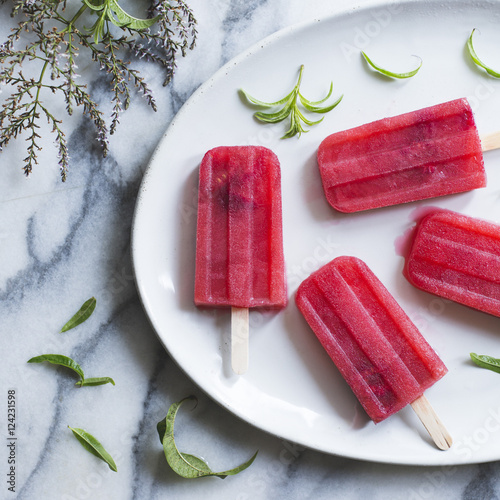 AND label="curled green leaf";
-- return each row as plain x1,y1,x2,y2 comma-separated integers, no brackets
108,0,161,30
239,88,294,108
28,354,85,380
470,353,500,374
296,108,323,127
361,51,422,79
68,426,117,471
28,354,114,388
467,29,500,78
240,65,342,139
76,377,115,387
61,297,96,332
157,396,258,479
85,0,160,43
300,88,343,114
83,0,106,11
300,82,333,107
254,103,293,123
